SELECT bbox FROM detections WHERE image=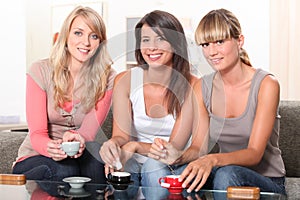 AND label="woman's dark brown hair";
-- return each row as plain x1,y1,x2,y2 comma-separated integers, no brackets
134,10,191,116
